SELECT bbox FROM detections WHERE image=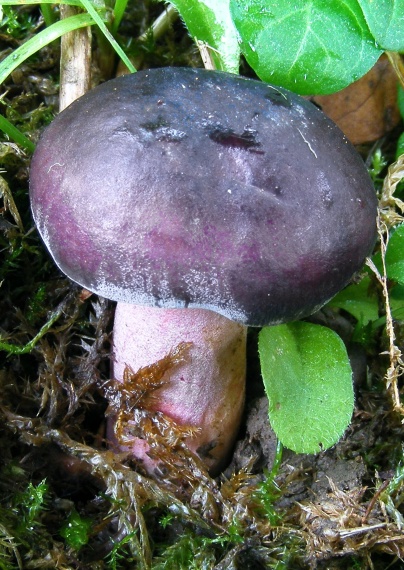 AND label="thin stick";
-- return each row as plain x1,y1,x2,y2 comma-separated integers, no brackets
138,4,178,42
59,5,91,111
196,38,219,71
366,219,404,414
